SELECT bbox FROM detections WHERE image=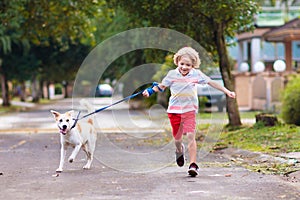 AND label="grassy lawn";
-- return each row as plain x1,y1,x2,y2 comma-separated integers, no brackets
0,105,25,113
196,117,300,175
197,110,300,153
196,110,300,154
197,110,260,120
217,123,300,153
0,98,52,113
